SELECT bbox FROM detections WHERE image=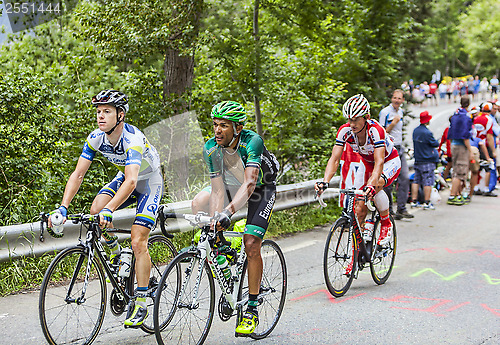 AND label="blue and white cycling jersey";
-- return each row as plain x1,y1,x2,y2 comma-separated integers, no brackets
81,123,163,230
81,123,161,179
